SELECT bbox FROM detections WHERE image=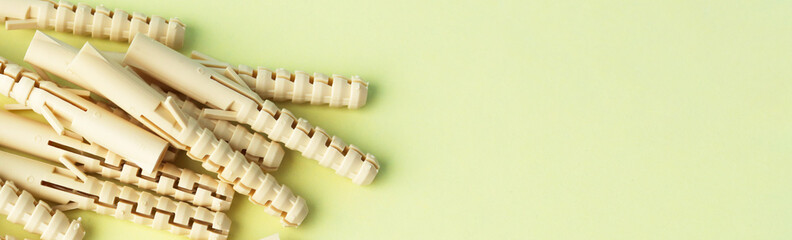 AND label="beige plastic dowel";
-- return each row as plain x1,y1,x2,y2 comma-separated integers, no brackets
0,57,167,175
24,32,301,221
124,33,380,185
63,43,308,226
25,31,285,171
23,31,92,93
99,88,285,171
27,33,283,170
0,179,84,240
0,0,185,49
190,51,369,109
149,84,285,171
0,109,234,211
88,100,181,164
0,150,231,240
